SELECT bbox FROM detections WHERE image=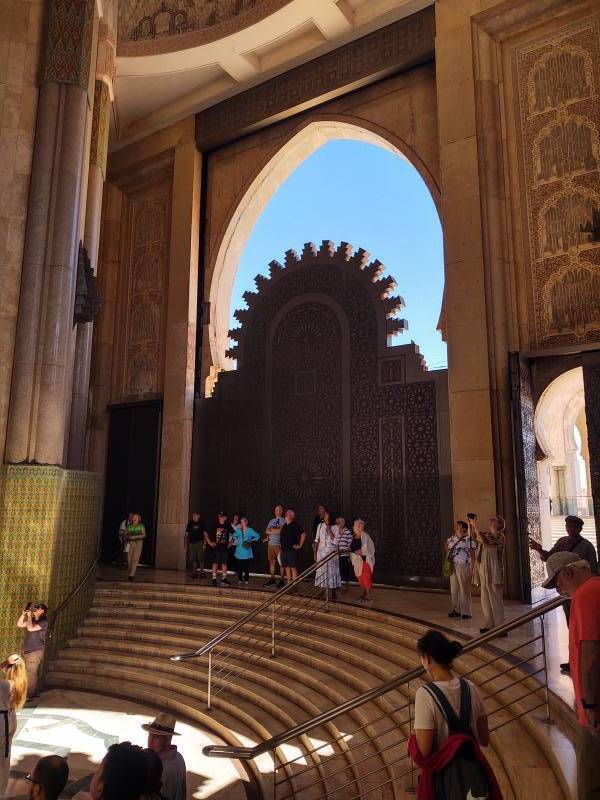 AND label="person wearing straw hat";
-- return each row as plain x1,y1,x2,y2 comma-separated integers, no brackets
143,714,186,800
